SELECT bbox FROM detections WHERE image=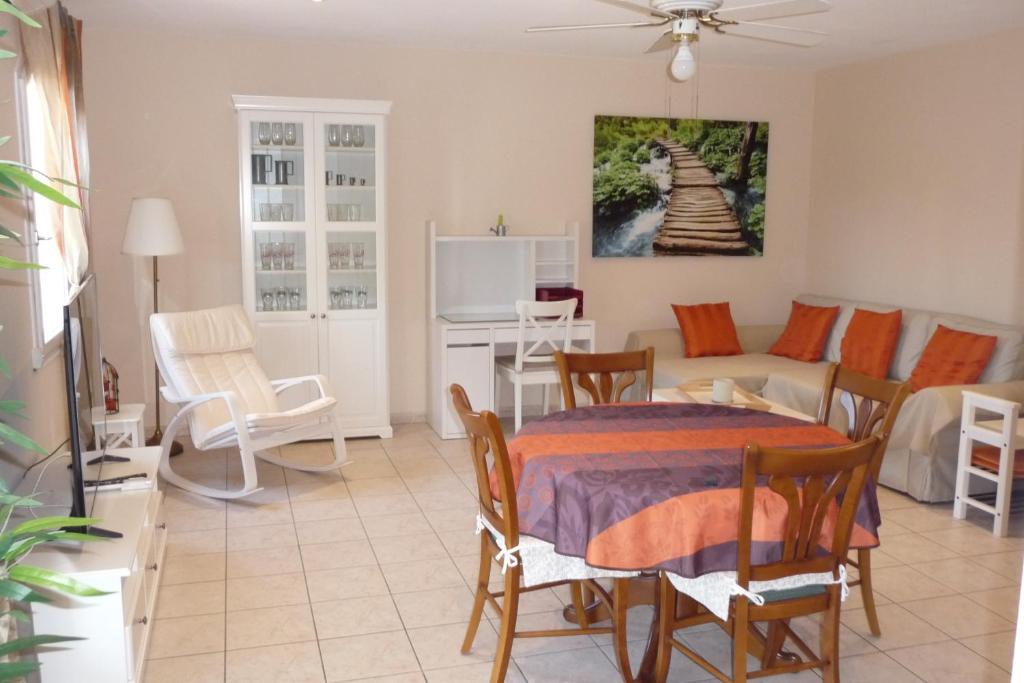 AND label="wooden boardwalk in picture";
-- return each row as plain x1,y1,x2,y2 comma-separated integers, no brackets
652,138,751,256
